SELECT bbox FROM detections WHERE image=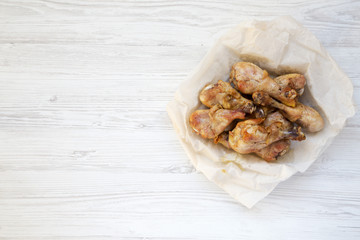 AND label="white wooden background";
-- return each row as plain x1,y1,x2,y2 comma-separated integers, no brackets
0,0,359,239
